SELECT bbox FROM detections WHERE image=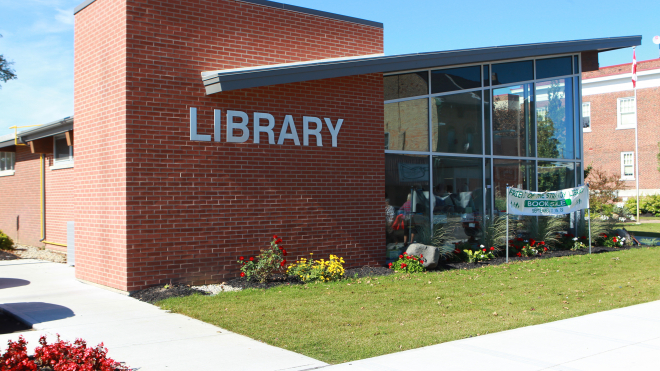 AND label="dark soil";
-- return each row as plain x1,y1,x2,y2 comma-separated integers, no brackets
345,266,394,279
225,274,303,290
436,244,652,271
0,310,32,334
0,250,19,261
129,284,209,303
